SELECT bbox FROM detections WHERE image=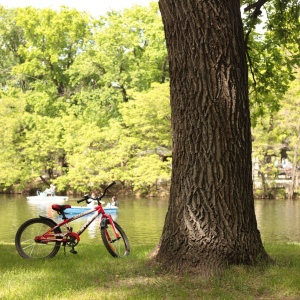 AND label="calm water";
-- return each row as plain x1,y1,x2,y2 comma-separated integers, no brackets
0,194,168,246
1,195,300,245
